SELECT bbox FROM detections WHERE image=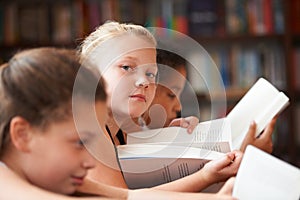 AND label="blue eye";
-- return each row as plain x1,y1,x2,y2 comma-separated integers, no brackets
121,65,132,71
146,72,156,79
